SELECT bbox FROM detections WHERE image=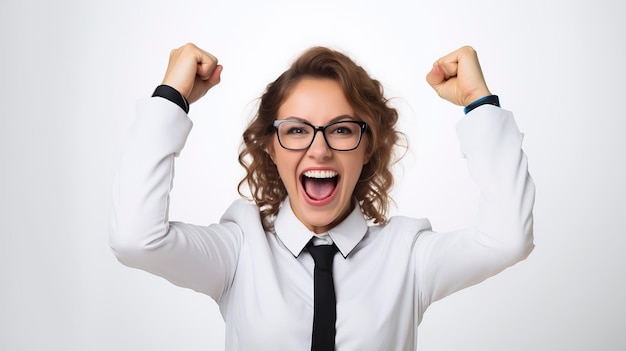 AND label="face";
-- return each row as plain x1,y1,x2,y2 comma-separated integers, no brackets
269,78,369,234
